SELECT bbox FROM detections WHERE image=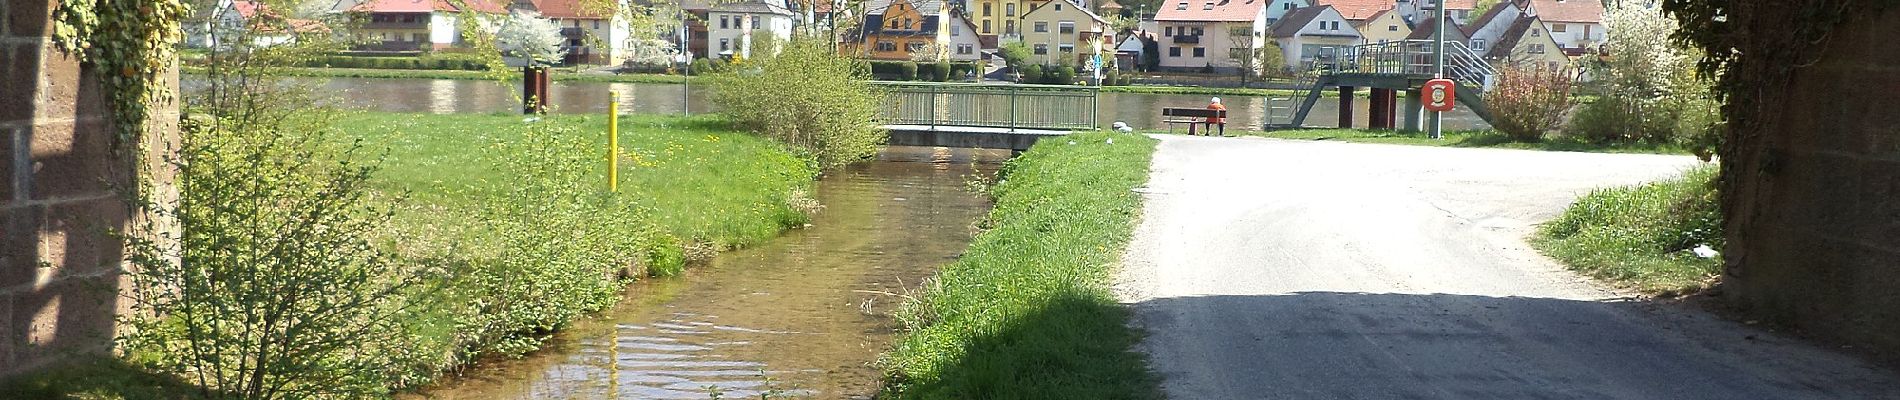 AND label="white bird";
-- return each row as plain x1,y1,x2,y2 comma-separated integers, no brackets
1692,245,1720,259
